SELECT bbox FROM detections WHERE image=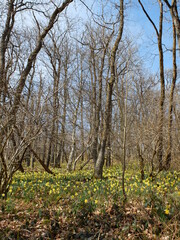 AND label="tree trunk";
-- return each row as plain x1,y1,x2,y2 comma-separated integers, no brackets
165,22,177,169
137,144,145,182
0,0,15,102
